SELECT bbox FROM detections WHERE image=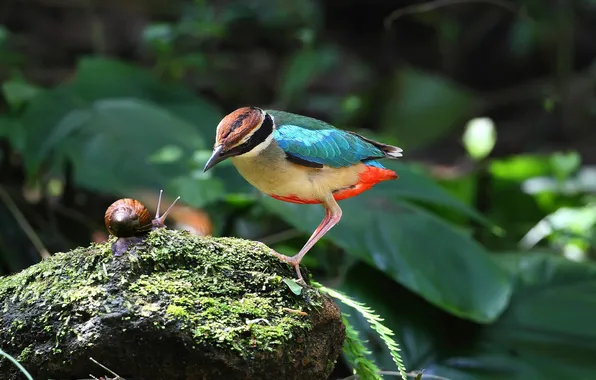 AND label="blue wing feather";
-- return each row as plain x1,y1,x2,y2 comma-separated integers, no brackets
273,124,386,168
